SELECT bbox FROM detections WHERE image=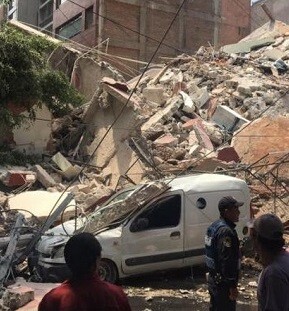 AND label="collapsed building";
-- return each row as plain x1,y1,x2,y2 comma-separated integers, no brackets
0,19,289,309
